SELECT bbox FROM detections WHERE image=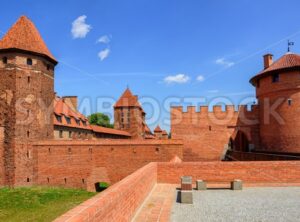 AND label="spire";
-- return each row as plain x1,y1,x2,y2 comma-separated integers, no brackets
0,16,56,63
114,88,142,108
